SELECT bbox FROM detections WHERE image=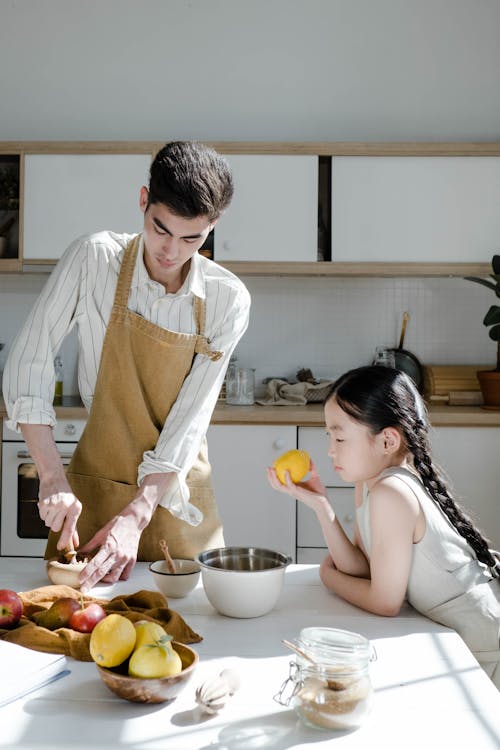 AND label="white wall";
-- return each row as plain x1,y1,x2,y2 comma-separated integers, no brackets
1,0,499,392
0,272,495,397
1,0,500,141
